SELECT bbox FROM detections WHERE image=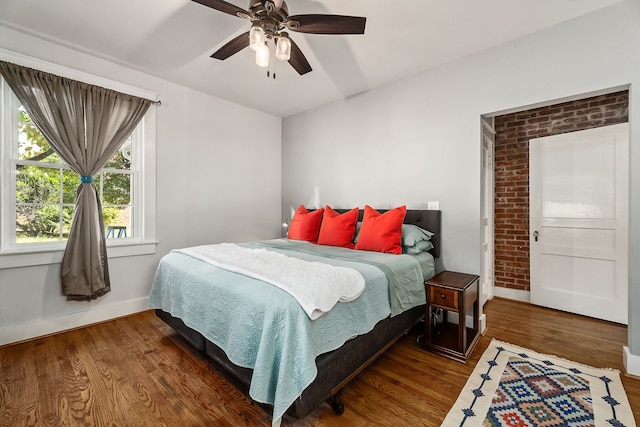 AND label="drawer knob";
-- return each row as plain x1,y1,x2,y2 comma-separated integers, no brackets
440,294,446,300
